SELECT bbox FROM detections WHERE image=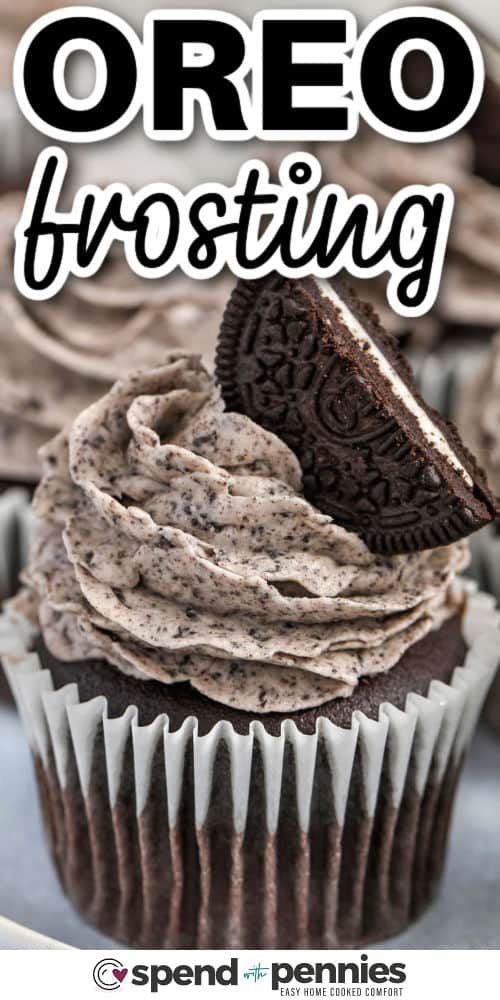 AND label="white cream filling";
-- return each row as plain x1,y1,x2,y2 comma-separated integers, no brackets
314,278,473,486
